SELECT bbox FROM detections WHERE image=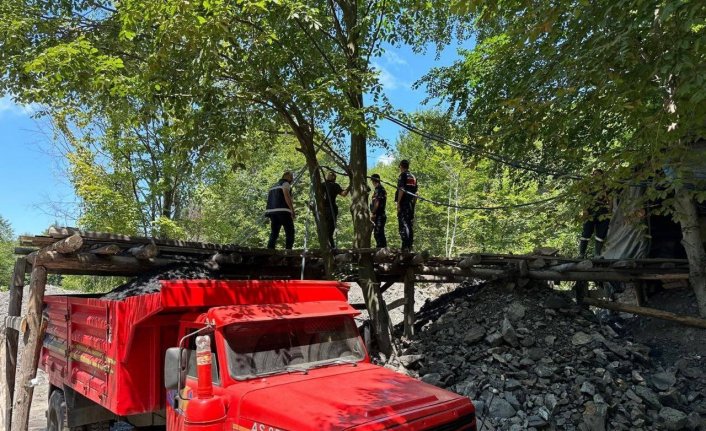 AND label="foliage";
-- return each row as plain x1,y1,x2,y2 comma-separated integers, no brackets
0,215,16,288
426,0,706,204
371,112,577,256
59,275,127,293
